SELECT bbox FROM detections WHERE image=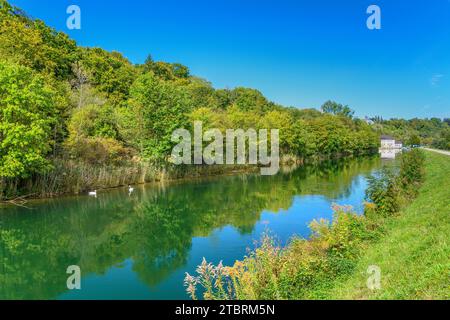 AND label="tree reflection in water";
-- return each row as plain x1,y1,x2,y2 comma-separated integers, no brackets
0,156,382,299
